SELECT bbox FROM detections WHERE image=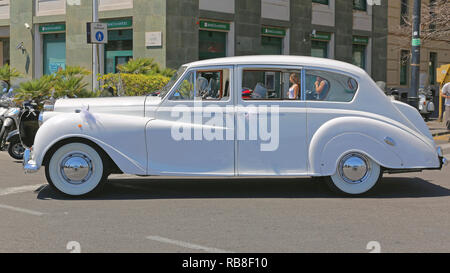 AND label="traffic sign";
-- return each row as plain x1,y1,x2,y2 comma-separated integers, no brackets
87,22,108,44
